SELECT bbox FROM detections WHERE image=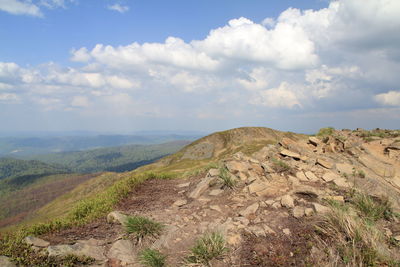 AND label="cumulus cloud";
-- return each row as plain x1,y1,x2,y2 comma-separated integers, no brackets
375,91,400,106
2,0,400,131
107,3,129,13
